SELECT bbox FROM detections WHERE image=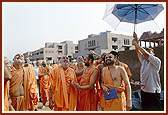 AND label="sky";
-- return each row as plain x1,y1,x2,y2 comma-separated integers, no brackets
3,2,166,61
